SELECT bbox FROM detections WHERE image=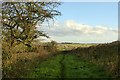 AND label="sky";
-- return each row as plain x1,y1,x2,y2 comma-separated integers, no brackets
39,2,118,43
